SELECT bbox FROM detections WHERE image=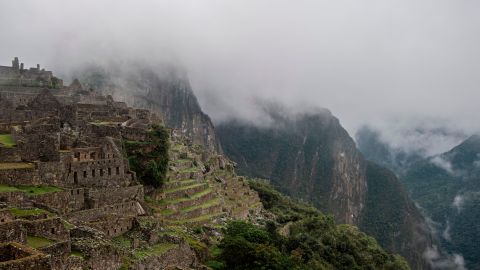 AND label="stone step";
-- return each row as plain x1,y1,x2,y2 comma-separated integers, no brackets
162,183,209,200
167,170,202,181
167,199,222,220
166,212,225,227
159,188,215,210
163,179,198,190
